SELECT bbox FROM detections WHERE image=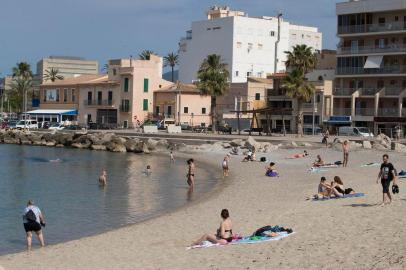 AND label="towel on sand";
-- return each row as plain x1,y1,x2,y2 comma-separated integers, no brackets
309,167,328,173
187,232,294,250
361,163,380,167
313,193,365,201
